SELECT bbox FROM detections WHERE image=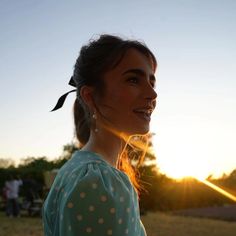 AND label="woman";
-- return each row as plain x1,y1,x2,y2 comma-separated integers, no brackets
43,34,157,236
